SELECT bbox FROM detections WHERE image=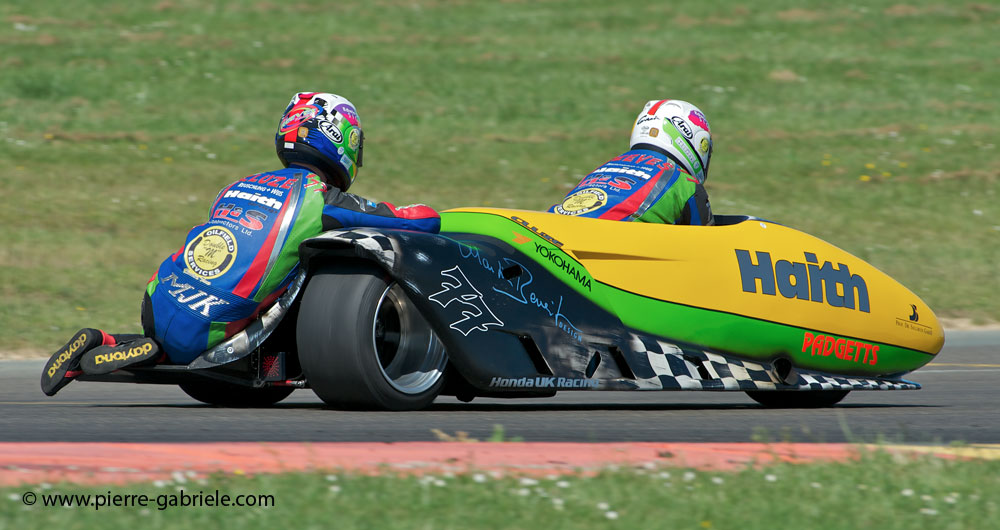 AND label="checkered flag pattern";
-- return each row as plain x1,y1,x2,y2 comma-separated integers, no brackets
795,373,919,391
310,229,397,268
631,333,919,392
